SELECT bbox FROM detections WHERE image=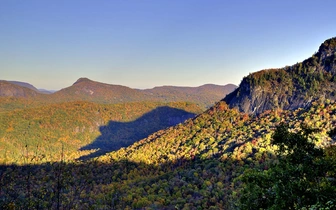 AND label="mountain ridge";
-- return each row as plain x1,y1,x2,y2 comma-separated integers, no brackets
224,37,336,114
0,78,236,109
0,81,43,98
